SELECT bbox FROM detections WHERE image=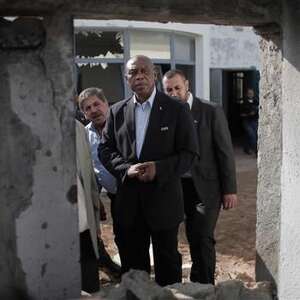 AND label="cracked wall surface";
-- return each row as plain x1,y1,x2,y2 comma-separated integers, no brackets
1,0,300,299
255,25,282,289
0,0,281,26
0,15,80,299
